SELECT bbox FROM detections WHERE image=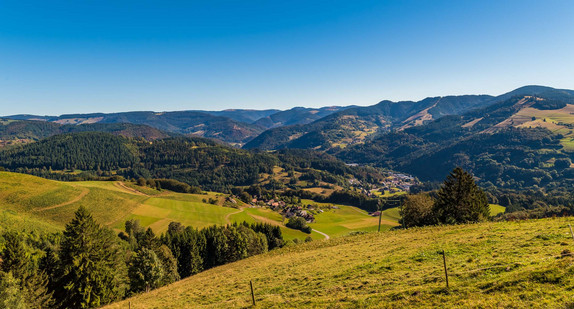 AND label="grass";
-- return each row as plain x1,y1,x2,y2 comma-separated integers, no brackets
490,204,506,216
309,205,397,237
0,172,321,240
513,104,574,151
104,217,574,308
561,137,574,152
